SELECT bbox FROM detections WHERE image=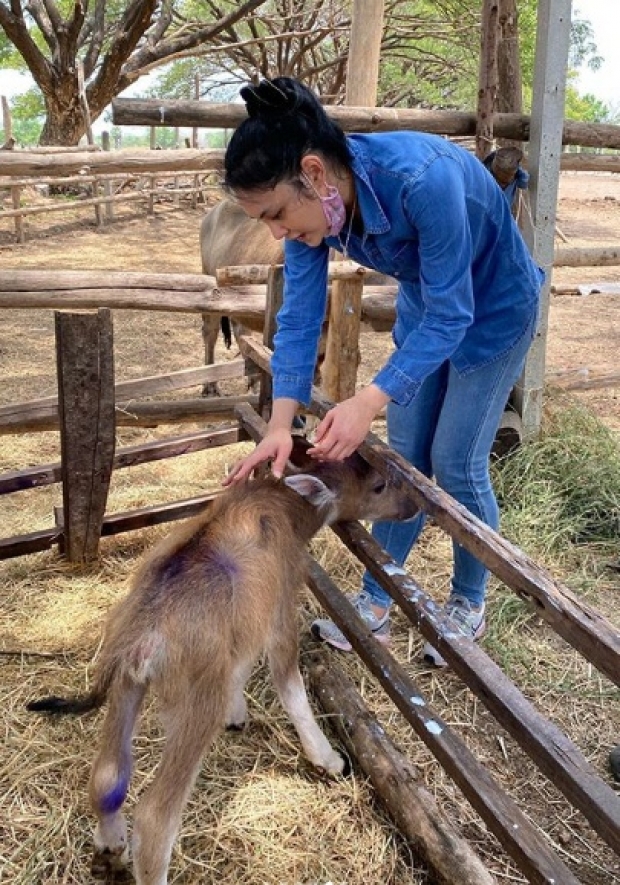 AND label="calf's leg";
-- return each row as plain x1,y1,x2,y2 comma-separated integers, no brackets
225,655,256,729
201,312,222,396
268,638,344,776
89,680,147,878
132,676,227,885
